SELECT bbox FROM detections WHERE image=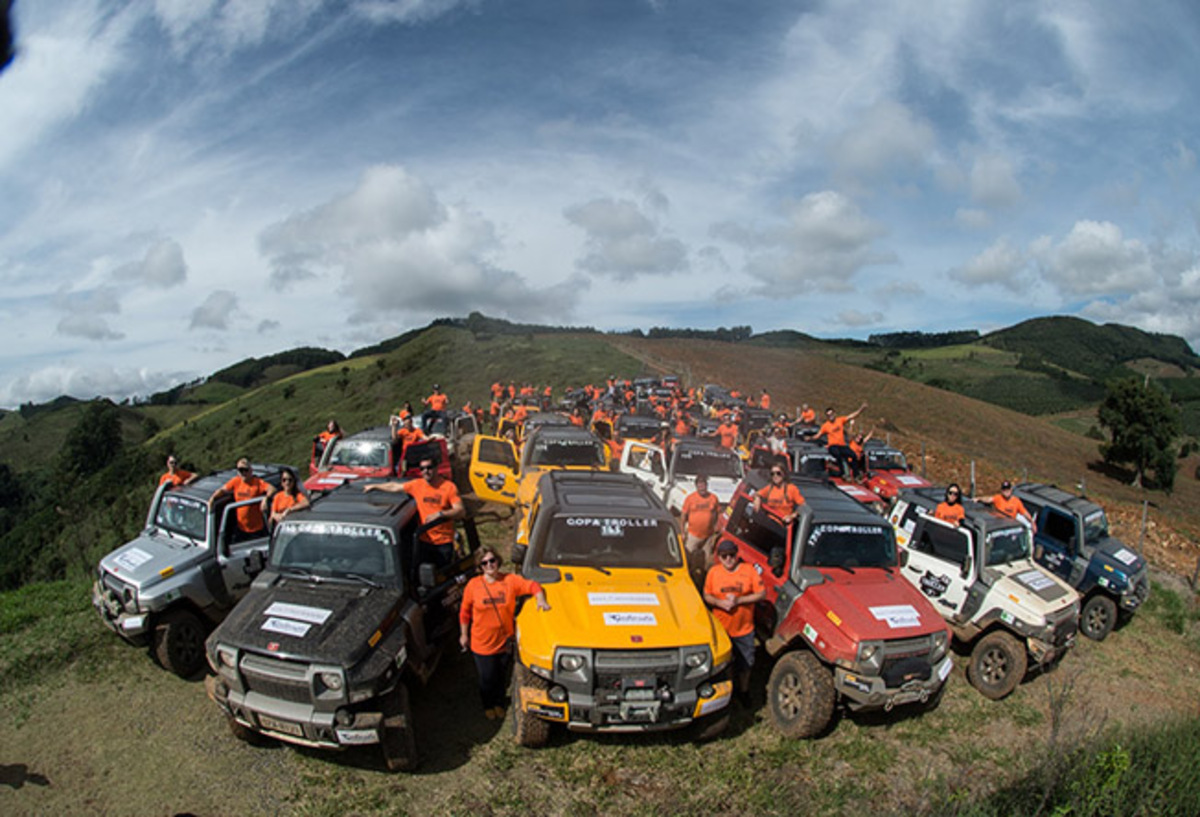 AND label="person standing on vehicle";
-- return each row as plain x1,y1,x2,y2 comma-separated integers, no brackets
978,480,1036,532
934,484,965,527
363,457,464,567
680,475,721,583
799,404,816,425
422,384,449,428
210,458,275,540
704,540,765,698
393,414,426,451
753,465,805,524
760,389,771,411
459,547,550,719
265,467,309,527
819,402,867,478
716,415,739,450
767,424,790,469
158,454,197,489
